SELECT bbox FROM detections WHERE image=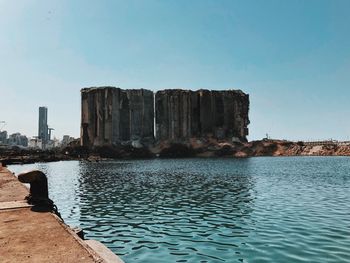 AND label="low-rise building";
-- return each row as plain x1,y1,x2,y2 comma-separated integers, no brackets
61,135,75,147
0,131,7,144
28,138,43,149
8,133,28,147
